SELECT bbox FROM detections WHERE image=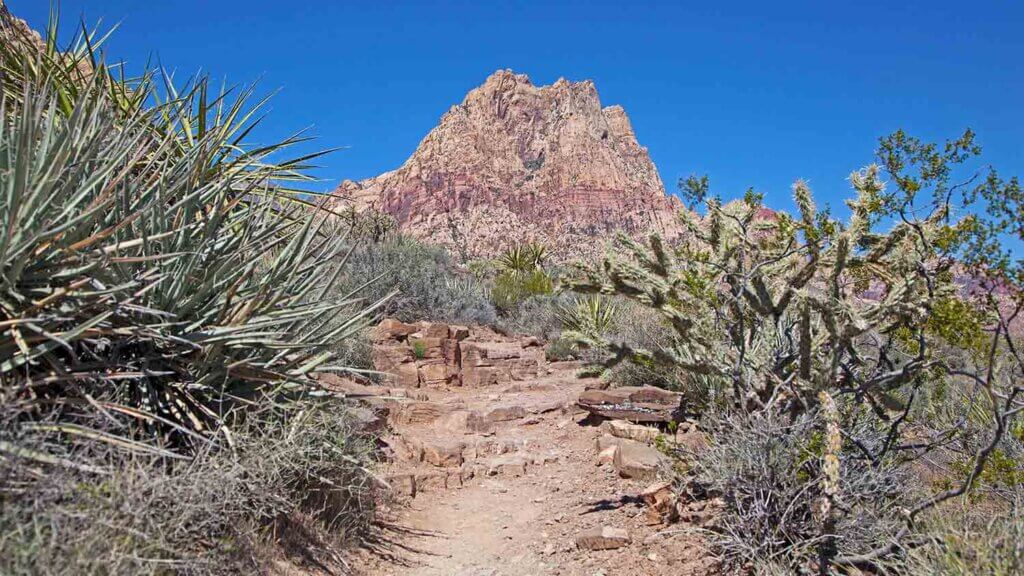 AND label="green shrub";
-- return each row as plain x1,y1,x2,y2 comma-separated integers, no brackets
497,242,548,274
0,11,382,575
491,269,555,312
566,130,1024,571
0,37,382,455
411,339,428,359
